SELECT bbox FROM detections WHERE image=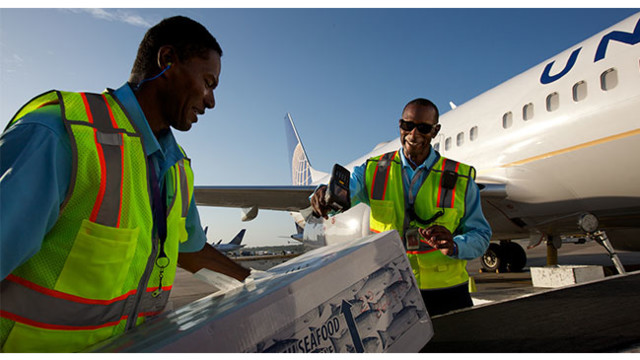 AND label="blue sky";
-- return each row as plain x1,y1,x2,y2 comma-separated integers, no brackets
1,7,638,247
